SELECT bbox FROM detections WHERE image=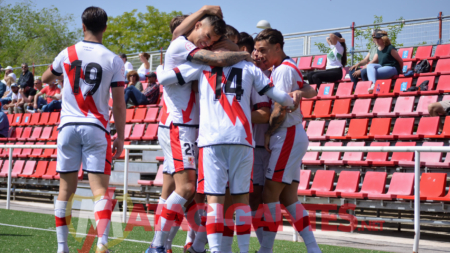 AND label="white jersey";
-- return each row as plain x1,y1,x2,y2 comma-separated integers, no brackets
51,40,125,132
170,61,274,148
251,87,270,148
160,36,200,127
271,57,304,128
